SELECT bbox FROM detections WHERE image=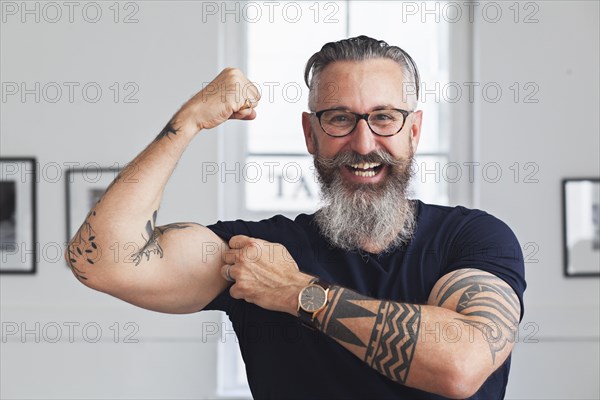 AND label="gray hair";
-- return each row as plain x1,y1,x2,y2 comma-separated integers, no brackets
304,35,420,110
